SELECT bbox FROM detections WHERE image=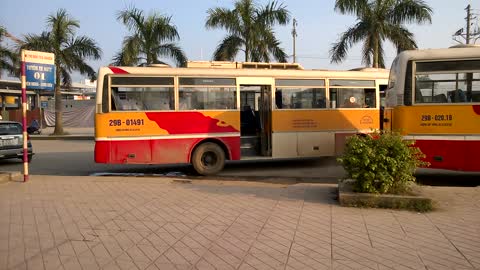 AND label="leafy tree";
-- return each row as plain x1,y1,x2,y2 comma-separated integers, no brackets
113,6,187,67
0,26,18,78
206,0,290,62
338,131,429,194
21,9,101,135
330,0,432,68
